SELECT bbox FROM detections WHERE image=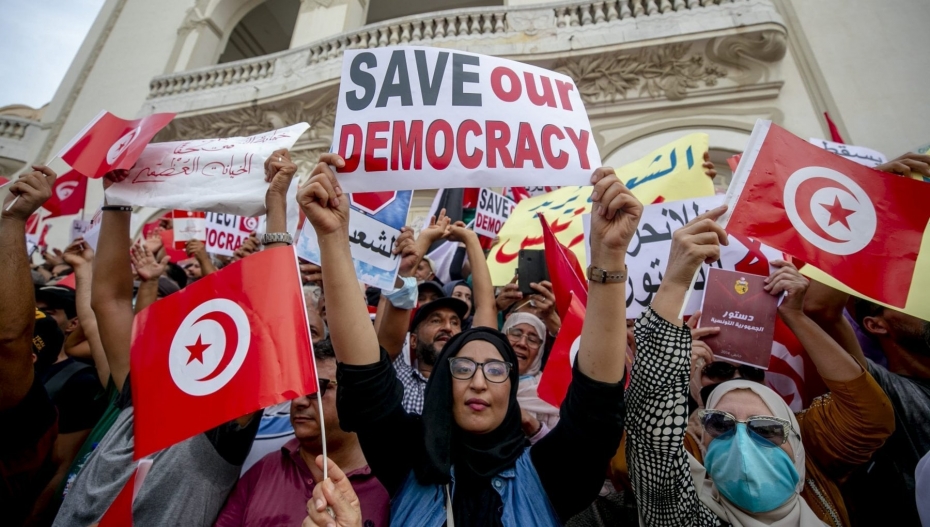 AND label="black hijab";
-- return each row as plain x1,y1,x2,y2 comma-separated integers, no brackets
415,327,527,485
